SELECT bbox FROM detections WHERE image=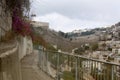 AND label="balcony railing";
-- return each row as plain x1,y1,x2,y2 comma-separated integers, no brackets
38,48,120,80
